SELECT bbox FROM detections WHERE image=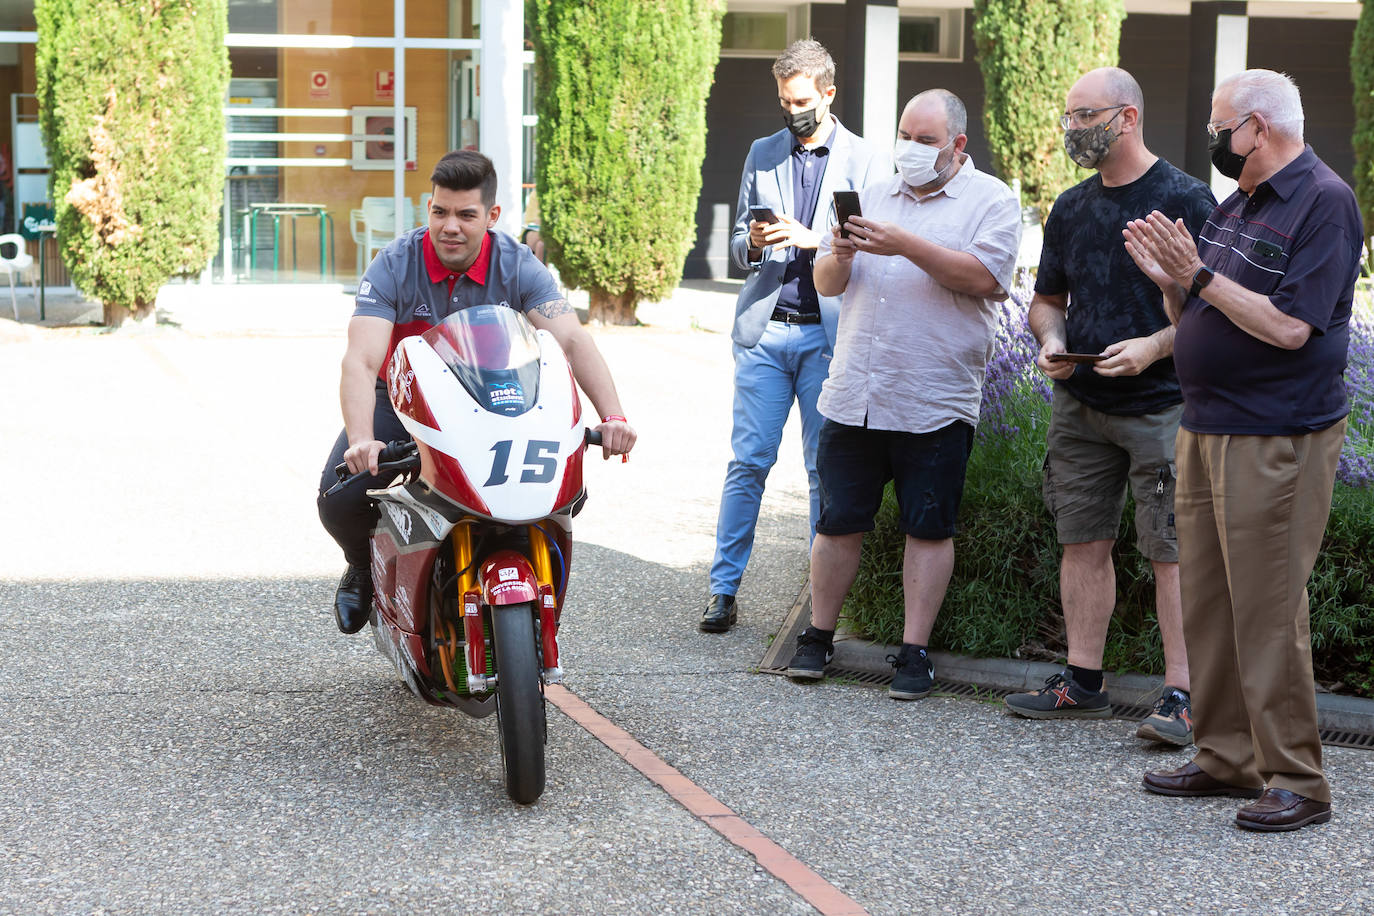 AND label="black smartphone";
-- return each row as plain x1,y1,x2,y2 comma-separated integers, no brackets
833,190,862,239
748,205,778,224
1047,352,1107,364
